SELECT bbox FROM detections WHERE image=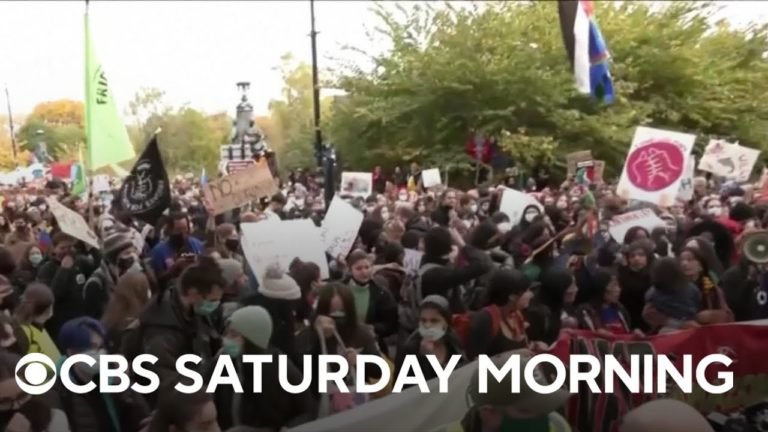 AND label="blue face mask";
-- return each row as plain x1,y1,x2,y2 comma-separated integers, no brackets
195,300,220,316
222,337,241,357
